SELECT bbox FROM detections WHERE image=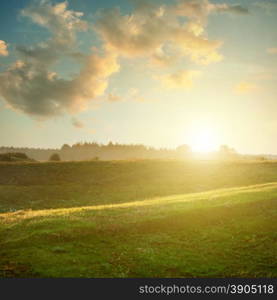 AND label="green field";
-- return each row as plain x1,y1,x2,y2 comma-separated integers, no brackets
0,160,276,277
